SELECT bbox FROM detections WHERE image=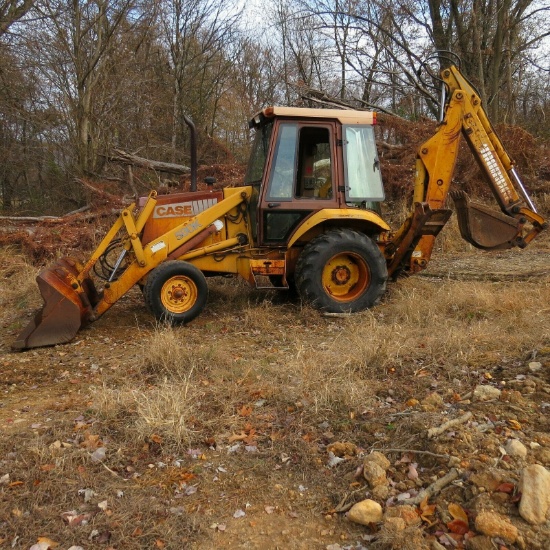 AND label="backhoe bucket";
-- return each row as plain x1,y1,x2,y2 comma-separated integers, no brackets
450,191,520,250
12,258,98,350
